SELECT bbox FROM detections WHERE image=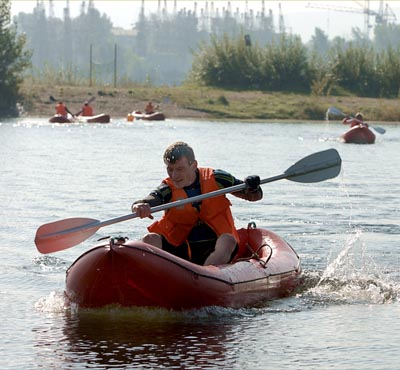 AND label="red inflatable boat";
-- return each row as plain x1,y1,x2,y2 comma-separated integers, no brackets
129,110,166,121
65,224,302,310
49,114,72,123
76,113,110,124
49,113,110,124
340,124,376,144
